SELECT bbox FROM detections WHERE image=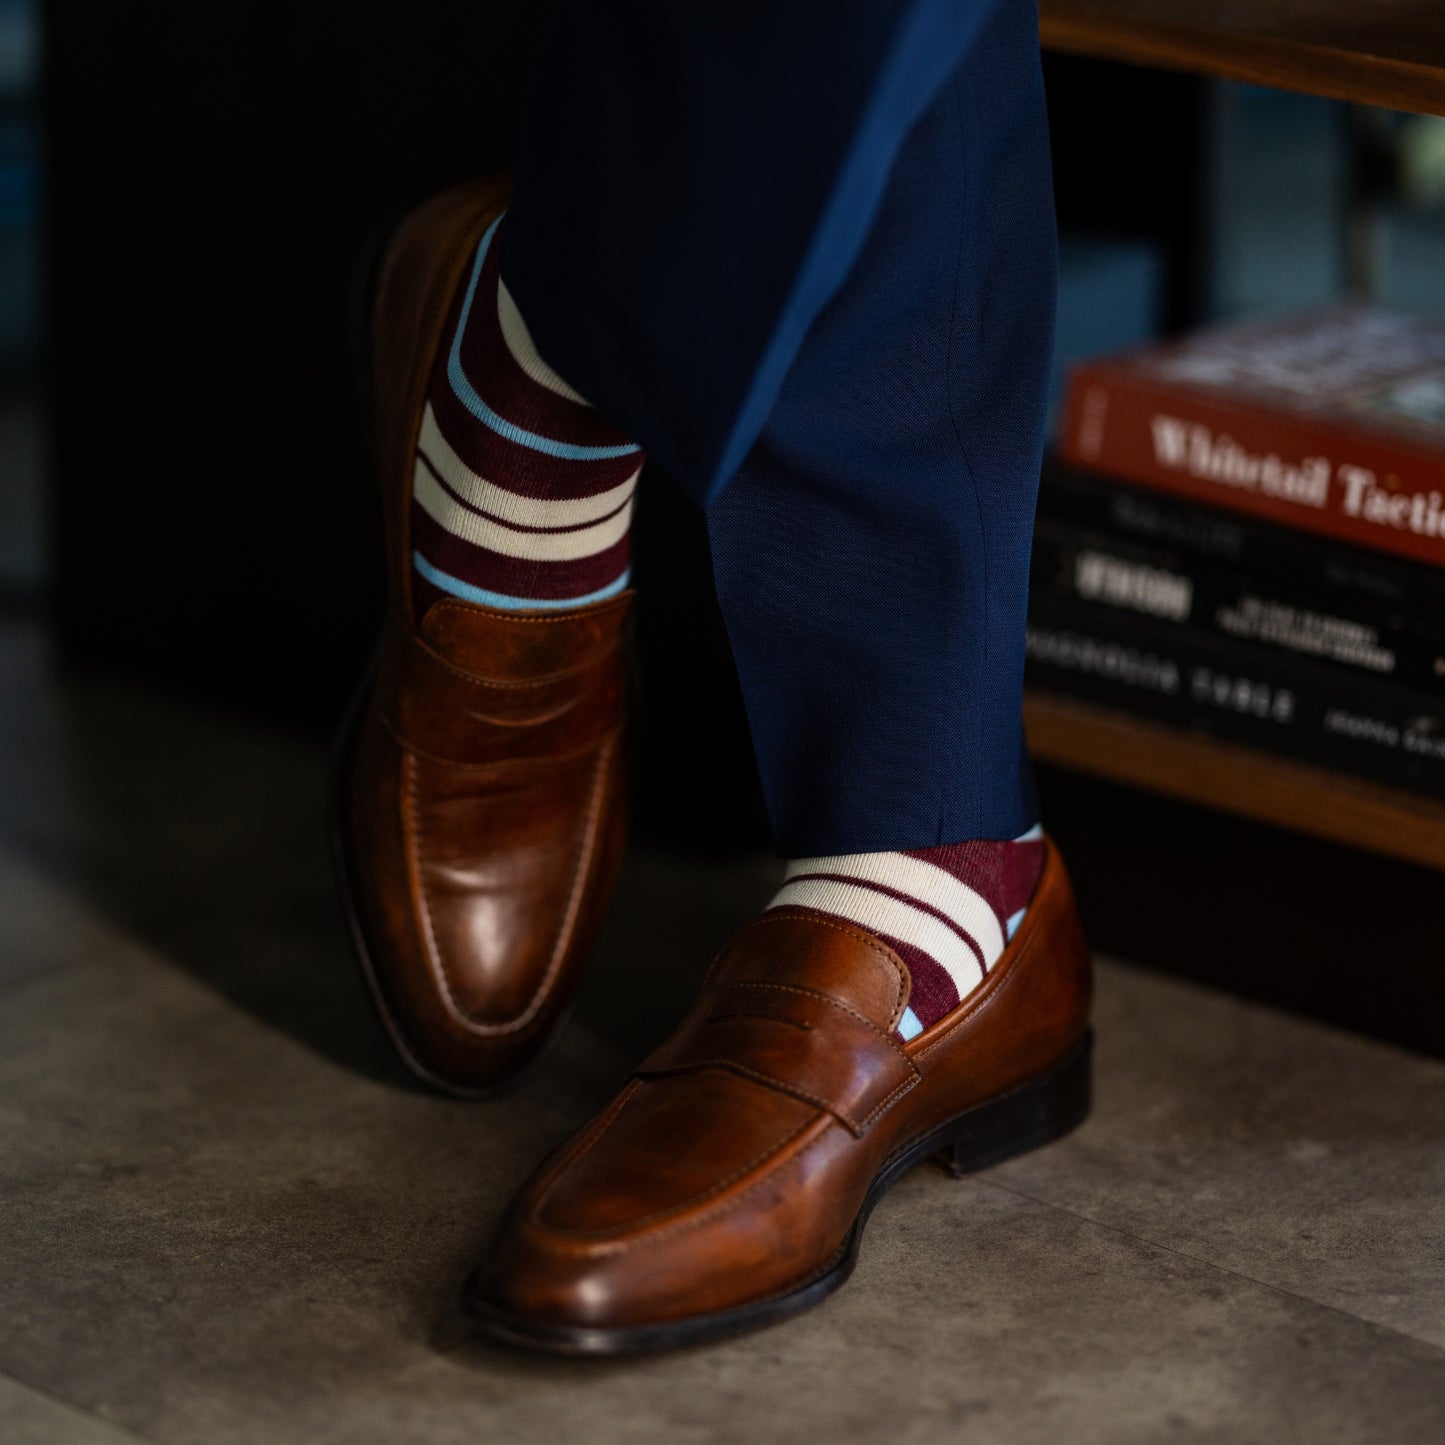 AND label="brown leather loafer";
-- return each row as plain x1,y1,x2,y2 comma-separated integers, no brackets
465,840,1092,1352
330,178,631,1097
